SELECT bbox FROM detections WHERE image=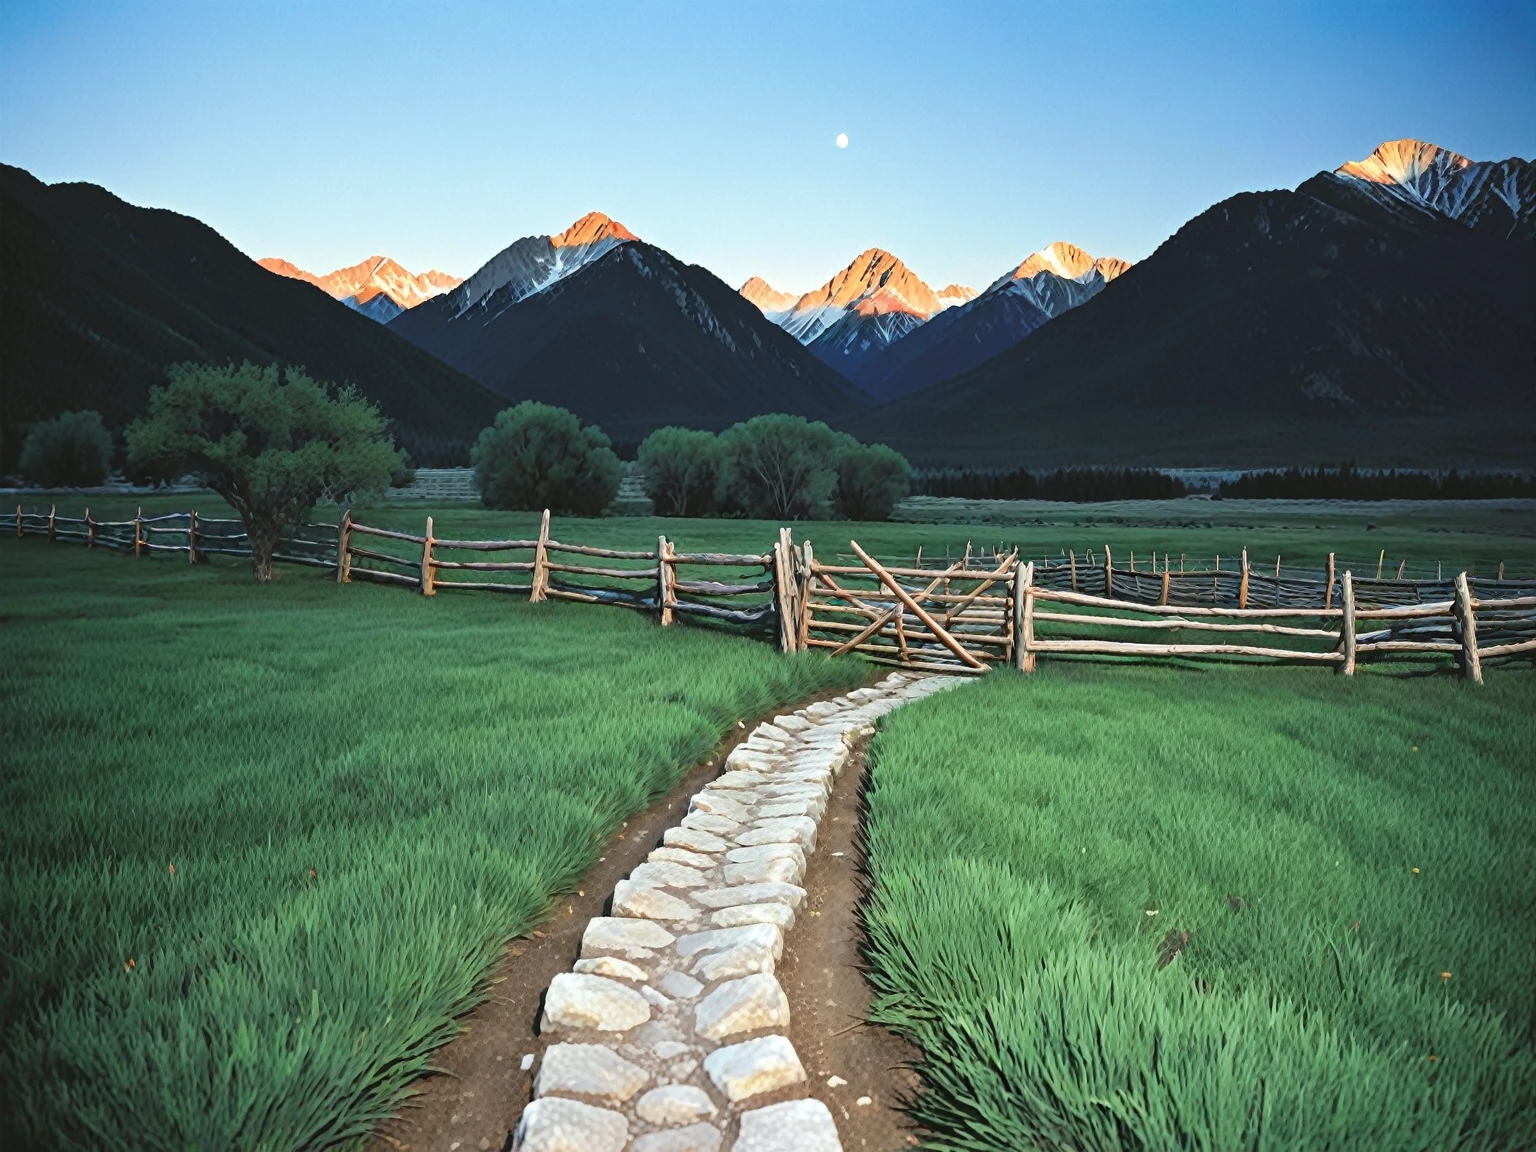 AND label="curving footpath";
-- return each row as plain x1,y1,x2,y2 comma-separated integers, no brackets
513,672,961,1152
